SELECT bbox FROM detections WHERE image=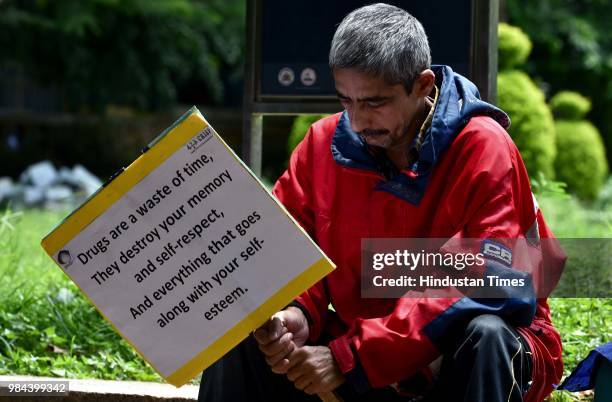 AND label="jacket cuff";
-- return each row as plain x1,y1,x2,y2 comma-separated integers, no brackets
329,335,371,394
